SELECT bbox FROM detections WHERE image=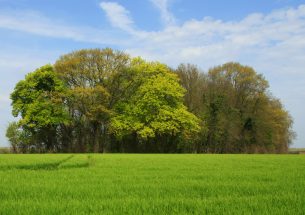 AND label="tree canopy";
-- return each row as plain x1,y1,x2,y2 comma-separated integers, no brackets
176,62,294,153
110,59,200,152
7,49,294,153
